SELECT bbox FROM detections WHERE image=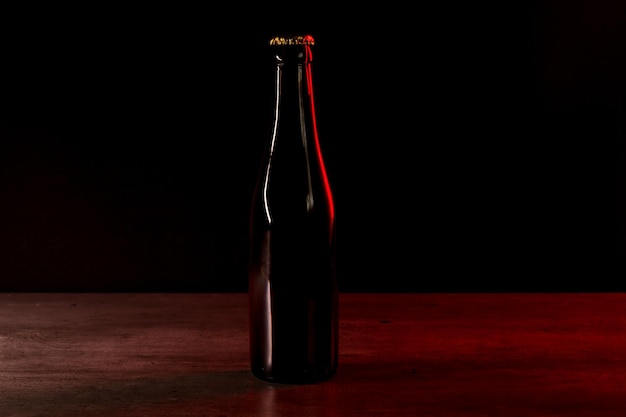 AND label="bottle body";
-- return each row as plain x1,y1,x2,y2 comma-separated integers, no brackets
248,35,338,384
